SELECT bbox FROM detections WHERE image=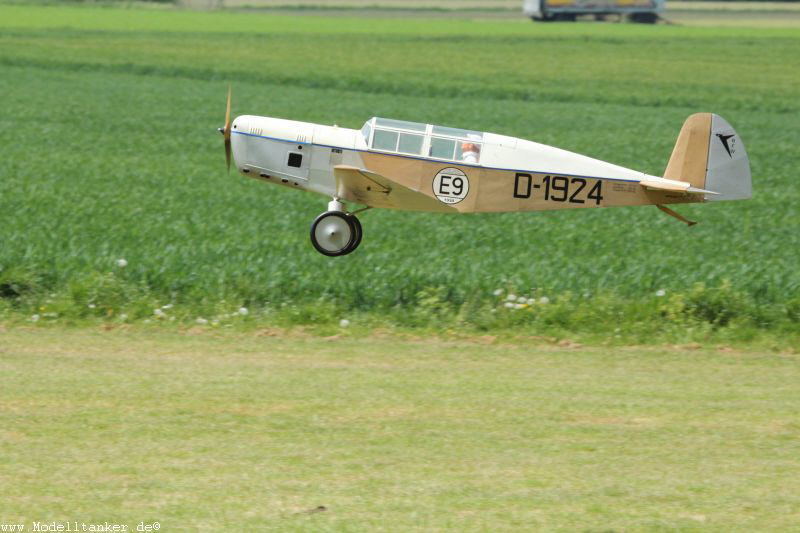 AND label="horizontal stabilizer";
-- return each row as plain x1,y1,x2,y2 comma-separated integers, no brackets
687,186,719,195
639,178,718,196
